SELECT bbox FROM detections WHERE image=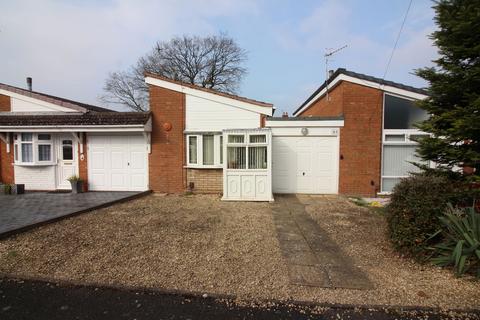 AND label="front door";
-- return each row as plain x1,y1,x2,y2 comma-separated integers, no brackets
56,135,78,189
